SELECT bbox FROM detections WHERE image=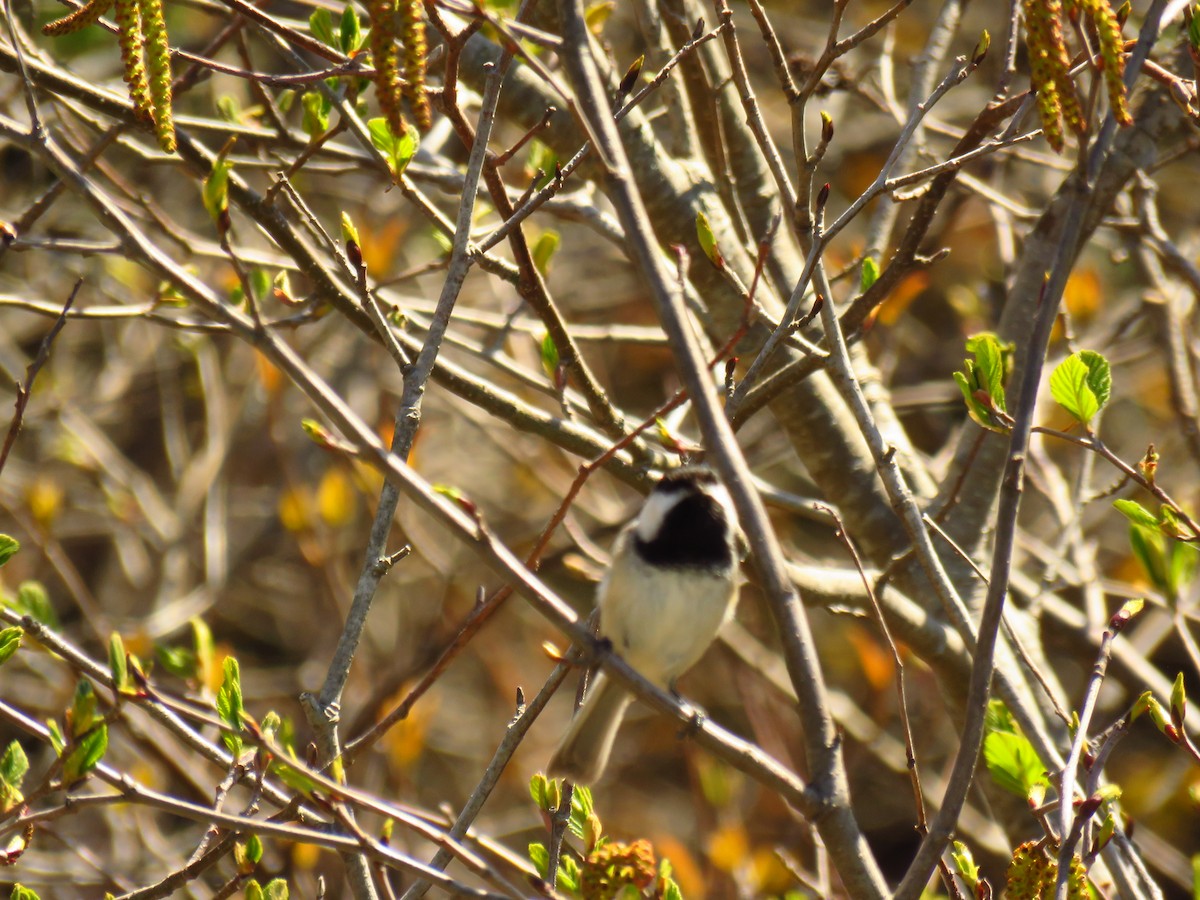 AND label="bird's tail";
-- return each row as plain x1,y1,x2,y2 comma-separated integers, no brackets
546,673,633,785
